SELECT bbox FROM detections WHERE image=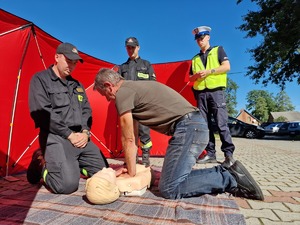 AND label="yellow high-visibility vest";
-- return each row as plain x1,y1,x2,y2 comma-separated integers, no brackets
192,46,227,90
